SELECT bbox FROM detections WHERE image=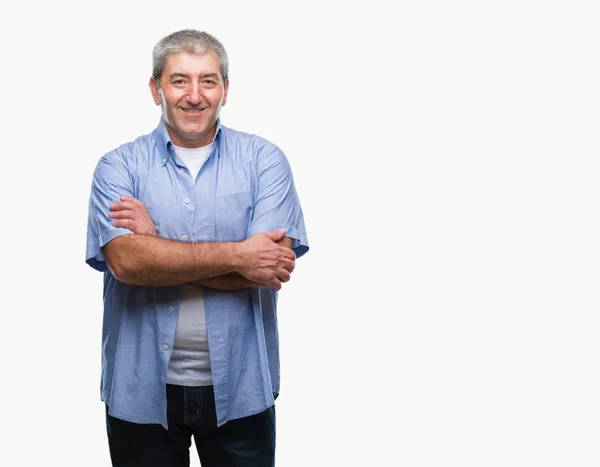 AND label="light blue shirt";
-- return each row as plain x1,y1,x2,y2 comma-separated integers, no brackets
86,118,309,428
